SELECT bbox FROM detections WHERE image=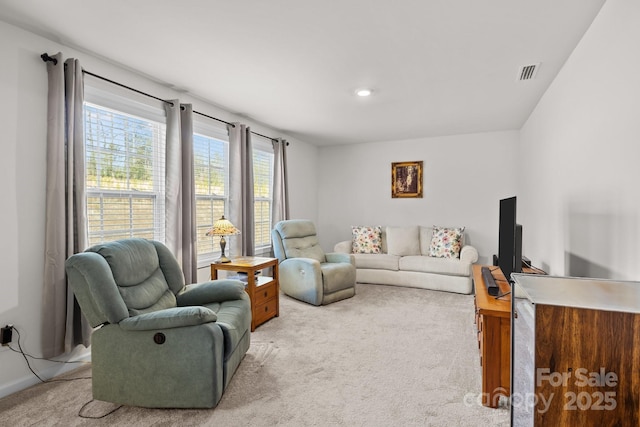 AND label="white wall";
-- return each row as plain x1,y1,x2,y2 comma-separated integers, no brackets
316,131,520,263
519,0,640,279
0,19,317,397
